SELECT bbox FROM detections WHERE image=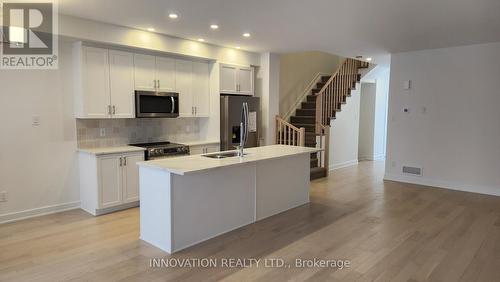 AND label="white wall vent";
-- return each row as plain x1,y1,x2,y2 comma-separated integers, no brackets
402,166,423,176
